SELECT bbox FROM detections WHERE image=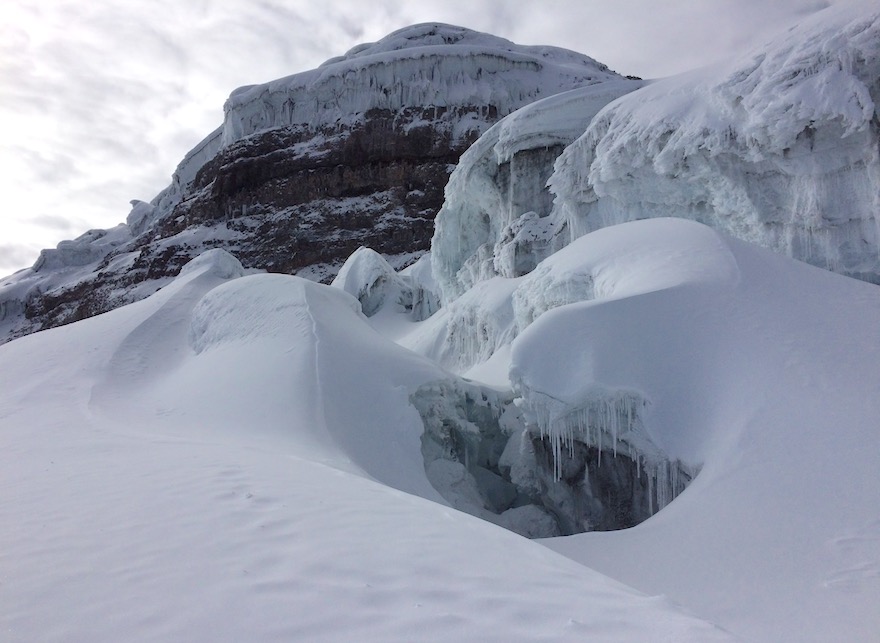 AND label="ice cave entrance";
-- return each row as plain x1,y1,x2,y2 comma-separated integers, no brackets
412,380,697,539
